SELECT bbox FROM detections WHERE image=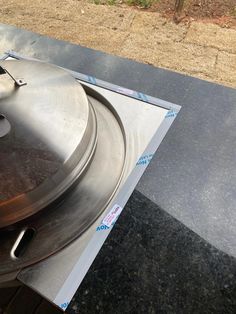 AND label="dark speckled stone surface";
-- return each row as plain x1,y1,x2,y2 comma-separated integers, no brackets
68,191,236,314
